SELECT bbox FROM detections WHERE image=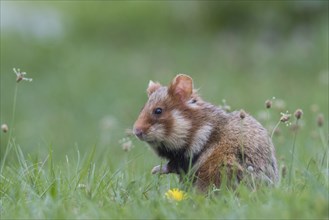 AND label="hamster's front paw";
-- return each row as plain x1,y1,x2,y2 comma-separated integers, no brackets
151,164,169,174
